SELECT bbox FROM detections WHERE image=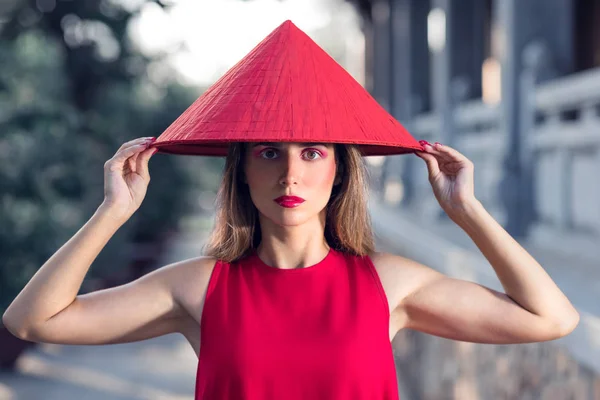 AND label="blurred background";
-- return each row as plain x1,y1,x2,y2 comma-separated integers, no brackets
0,0,598,399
